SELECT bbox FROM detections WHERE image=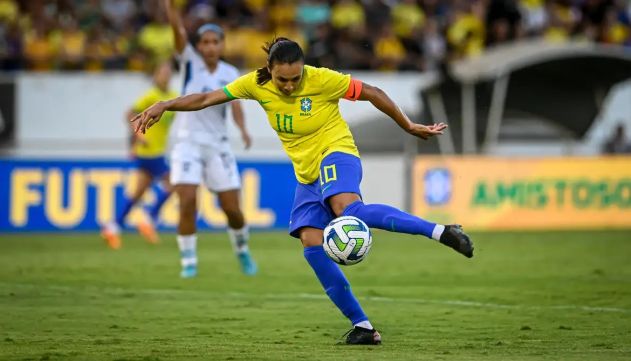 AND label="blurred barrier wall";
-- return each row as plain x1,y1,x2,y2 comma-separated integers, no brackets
0,159,296,232
413,156,631,230
12,72,436,158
